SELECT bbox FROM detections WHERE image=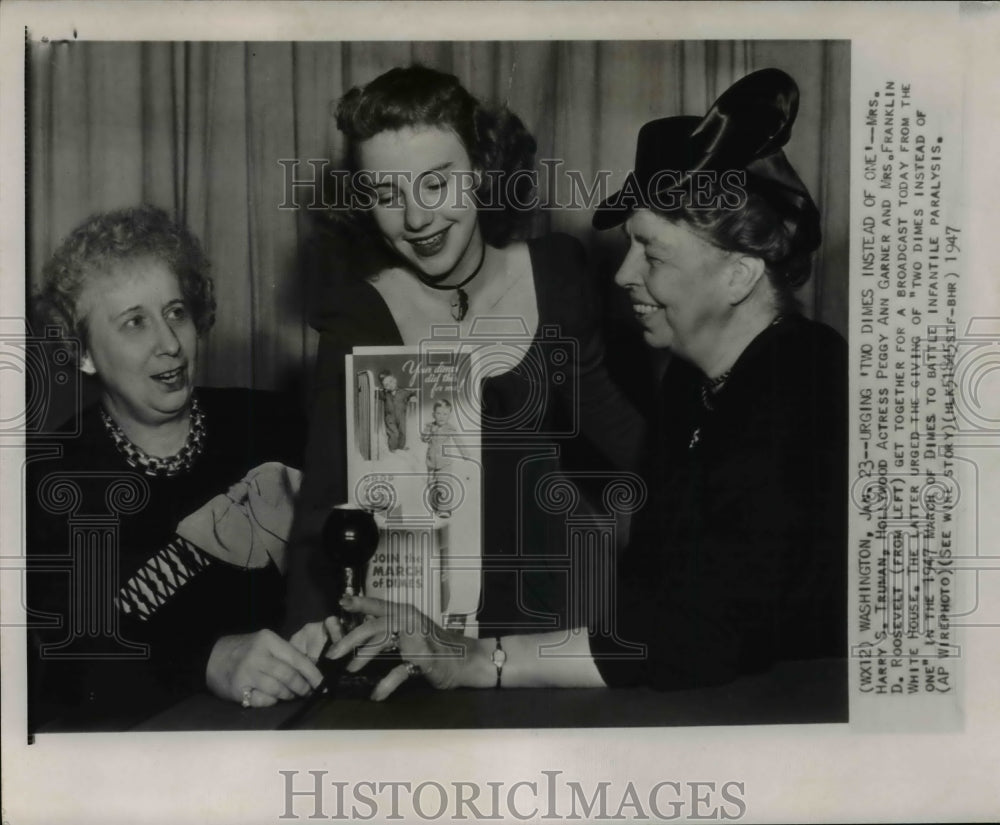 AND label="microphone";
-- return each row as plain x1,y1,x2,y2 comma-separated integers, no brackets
279,506,385,728
315,506,402,697
322,504,381,630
